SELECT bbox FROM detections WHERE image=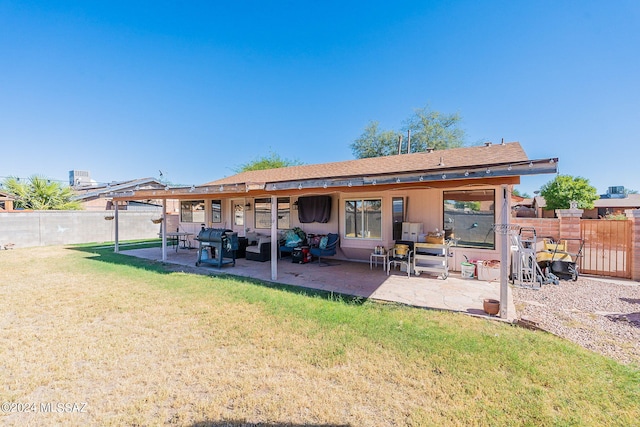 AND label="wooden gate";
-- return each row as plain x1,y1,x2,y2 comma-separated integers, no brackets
580,219,631,278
